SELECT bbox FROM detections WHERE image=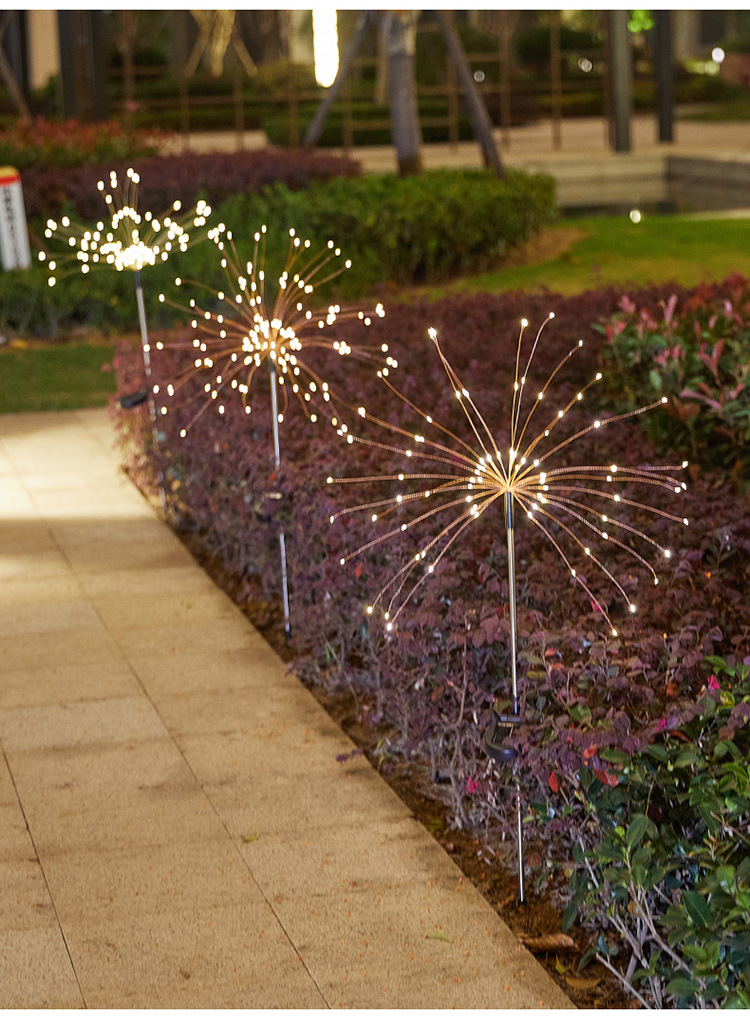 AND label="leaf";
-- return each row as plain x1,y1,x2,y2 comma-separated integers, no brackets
666,975,701,997
562,899,579,932
518,932,578,953
626,814,651,851
241,832,260,843
565,974,602,990
682,890,711,928
425,929,450,942
554,956,569,974
593,768,621,787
